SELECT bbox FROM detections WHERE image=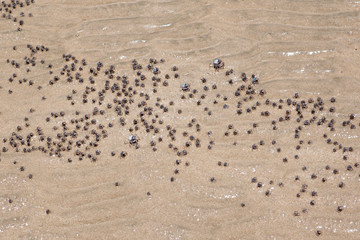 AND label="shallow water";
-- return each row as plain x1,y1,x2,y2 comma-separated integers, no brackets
0,0,360,239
